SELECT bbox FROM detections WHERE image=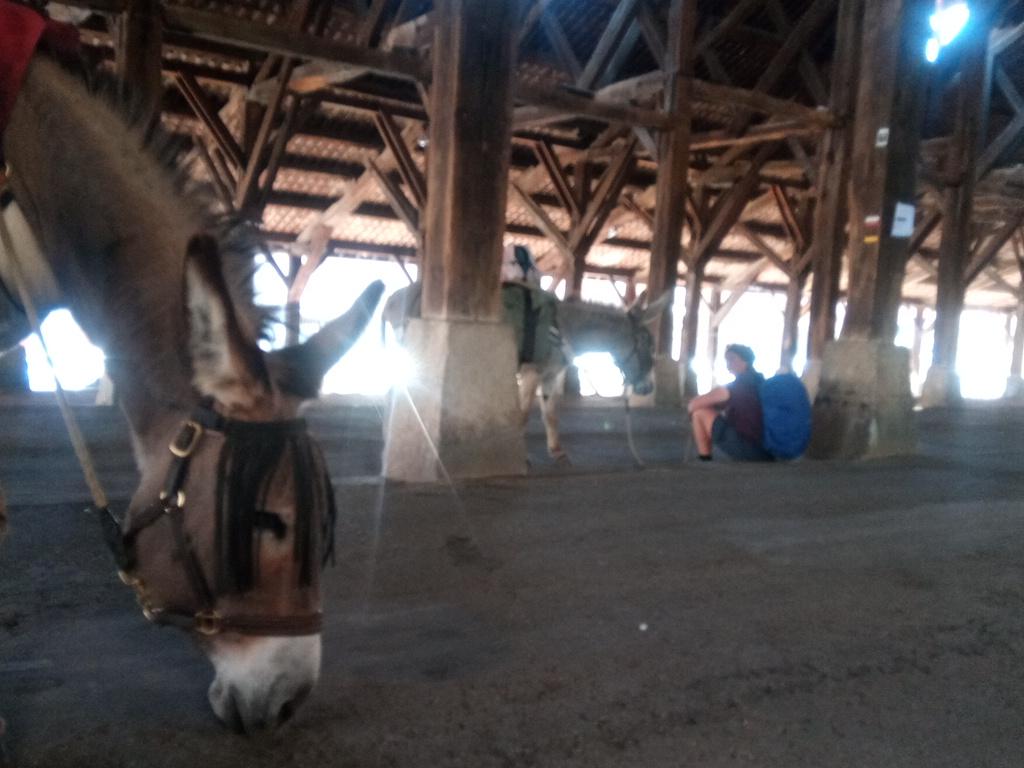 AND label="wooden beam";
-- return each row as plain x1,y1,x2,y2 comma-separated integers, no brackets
691,142,773,266
367,157,421,237
534,140,579,219
540,7,582,79
806,0,860,360
976,110,1024,180
235,60,294,214
724,0,836,136
964,213,1024,286
636,0,666,68
842,0,930,341
513,82,674,129
357,0,396,48
647,0,697,355
764,0,829,105
711,256,771,326
114,0,163,121
163,5,429,81
931,21,988,375
295,122,421,242
689,79,835,128
510,182,574,266
771,184,807,254
736,223,791,275
192,136,235,209
577,0,641,90
421,0,518,319
569,139,637,254
694,0,762,55
373,110,426,209
174,72,245,169
254,95,301,214
689,121,820,151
